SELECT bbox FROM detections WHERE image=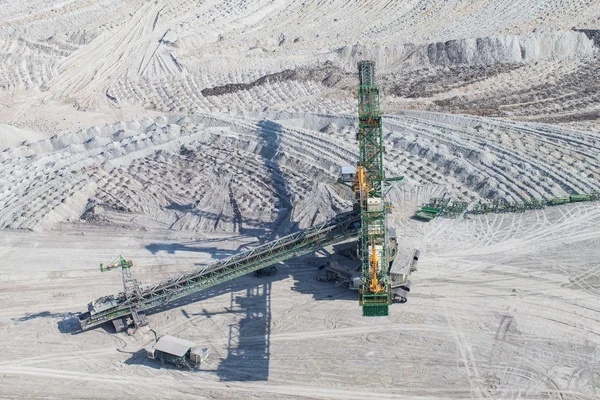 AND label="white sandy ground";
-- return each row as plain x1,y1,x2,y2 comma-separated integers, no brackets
0,201,599,399
1,1,600,399
0,109,598,400
0,123,45,150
